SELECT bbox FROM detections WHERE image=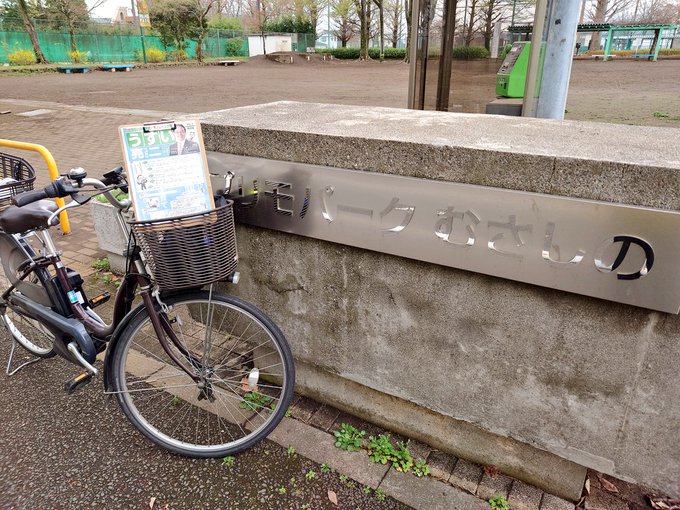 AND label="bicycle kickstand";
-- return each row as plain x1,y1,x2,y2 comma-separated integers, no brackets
5,337,43,376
